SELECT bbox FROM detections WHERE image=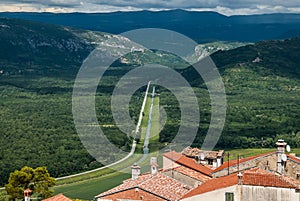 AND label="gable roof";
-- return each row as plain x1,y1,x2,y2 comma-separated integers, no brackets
163,151,213,176
182,147,224,159
182,172,238,199
242,168,300,189
42,194,72,201
213,152,274,172
95,173,192,201
182,168,300,199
